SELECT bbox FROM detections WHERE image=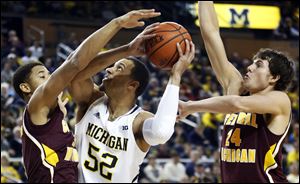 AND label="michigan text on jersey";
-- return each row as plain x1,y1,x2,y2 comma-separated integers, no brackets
86,123,128,151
